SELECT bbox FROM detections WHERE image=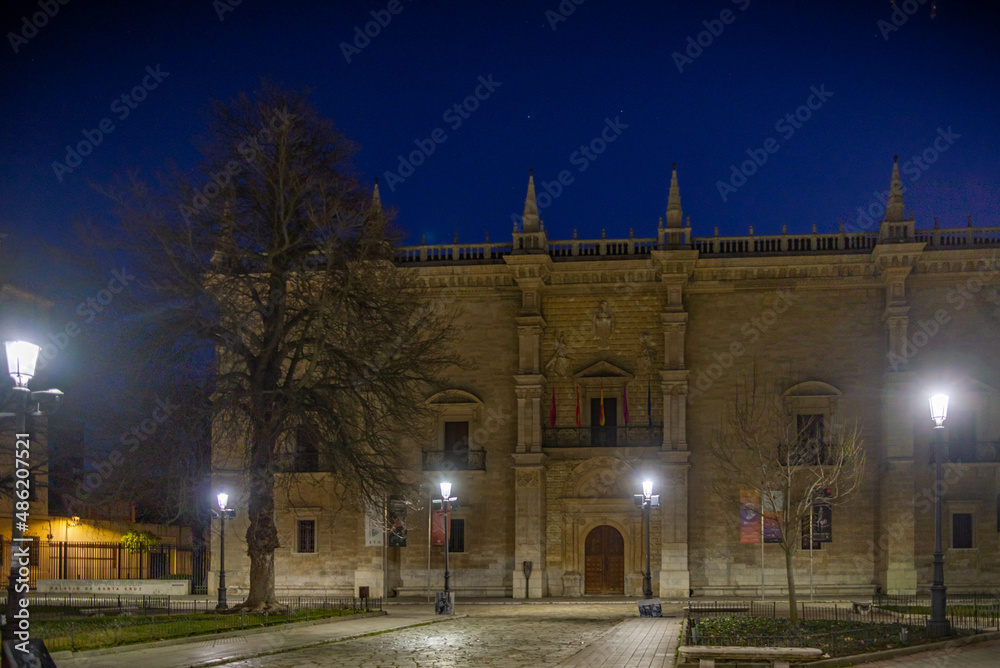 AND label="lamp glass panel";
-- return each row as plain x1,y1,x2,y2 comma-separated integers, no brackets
439,482,452,500
928,394,950,423
642,480,653,499
217,492,229,510
5,340,41,383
